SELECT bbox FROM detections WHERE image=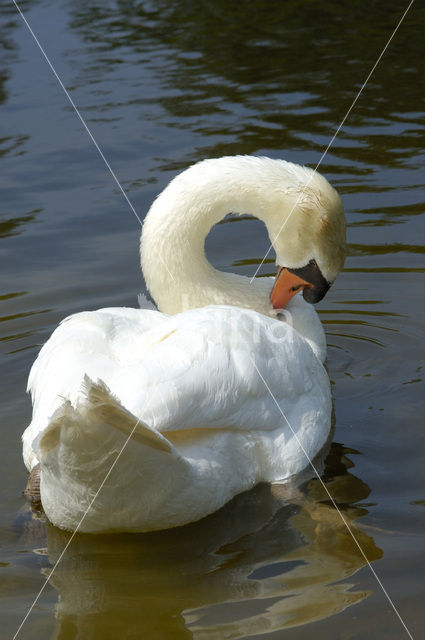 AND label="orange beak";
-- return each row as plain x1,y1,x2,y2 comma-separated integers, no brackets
270,266,311,310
